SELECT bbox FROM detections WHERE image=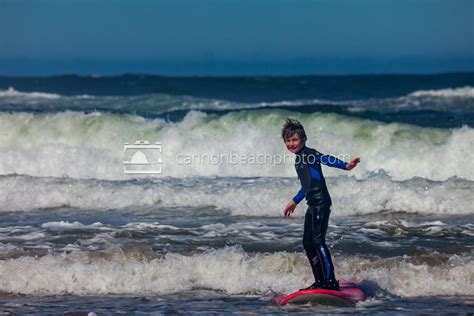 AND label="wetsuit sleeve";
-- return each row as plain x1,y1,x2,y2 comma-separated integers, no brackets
292,187,305,204
320,154,348,170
